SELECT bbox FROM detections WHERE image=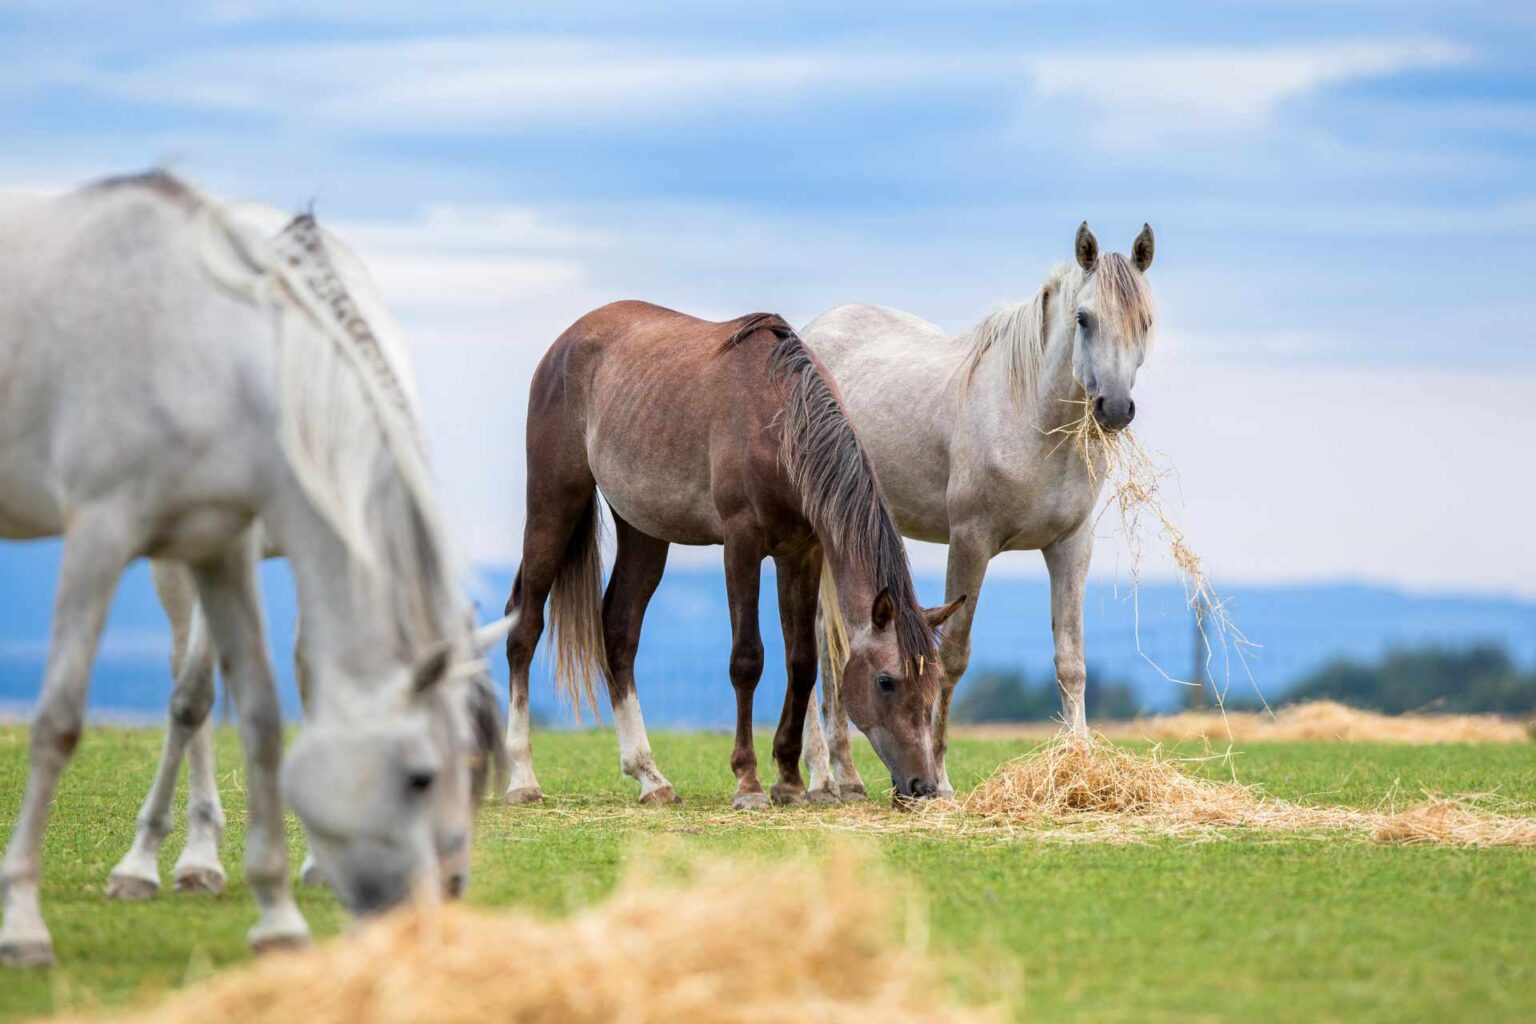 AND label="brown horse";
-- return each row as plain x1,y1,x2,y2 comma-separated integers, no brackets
502,301,963,808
